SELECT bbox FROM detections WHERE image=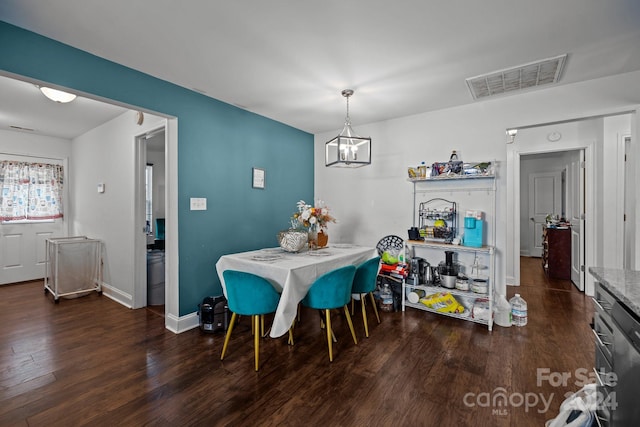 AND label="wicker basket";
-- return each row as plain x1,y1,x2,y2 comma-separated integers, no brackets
277,230,308,252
